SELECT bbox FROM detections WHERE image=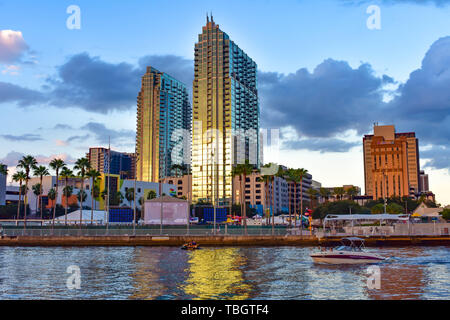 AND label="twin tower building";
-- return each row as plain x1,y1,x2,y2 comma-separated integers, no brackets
136,16,260,205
